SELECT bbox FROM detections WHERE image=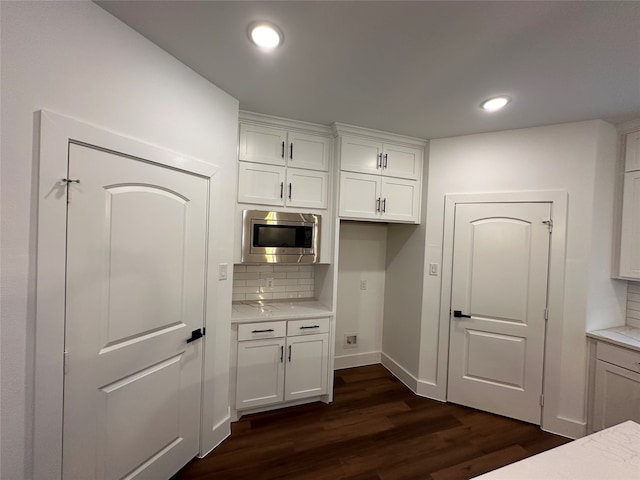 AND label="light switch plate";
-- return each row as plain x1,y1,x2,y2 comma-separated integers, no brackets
429,263,439,276
218,263,228,280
